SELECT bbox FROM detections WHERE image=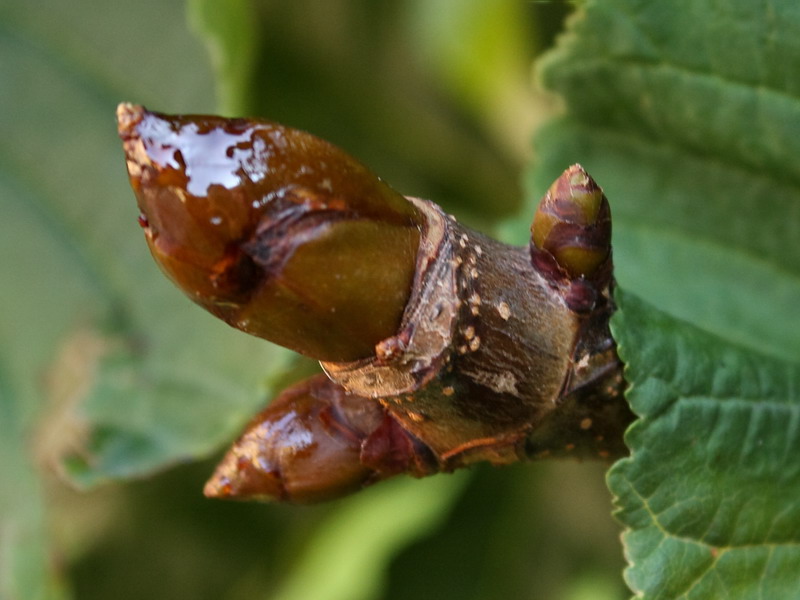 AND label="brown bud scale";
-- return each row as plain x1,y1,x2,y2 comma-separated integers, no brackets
117,103,422,362
117,106,632,503
530,164,613,302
